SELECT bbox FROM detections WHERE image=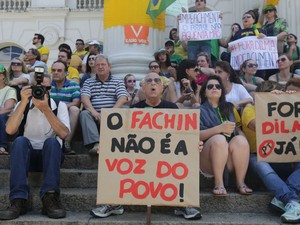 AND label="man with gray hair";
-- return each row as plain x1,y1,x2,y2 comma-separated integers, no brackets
80,54,127,154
